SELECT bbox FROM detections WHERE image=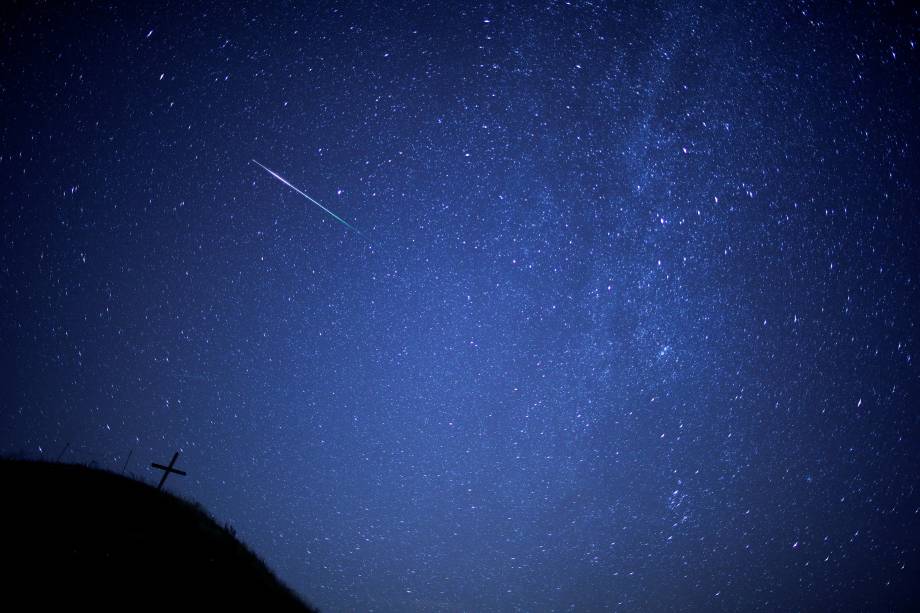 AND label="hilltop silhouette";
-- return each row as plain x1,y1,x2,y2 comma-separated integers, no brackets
0,458,317,611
